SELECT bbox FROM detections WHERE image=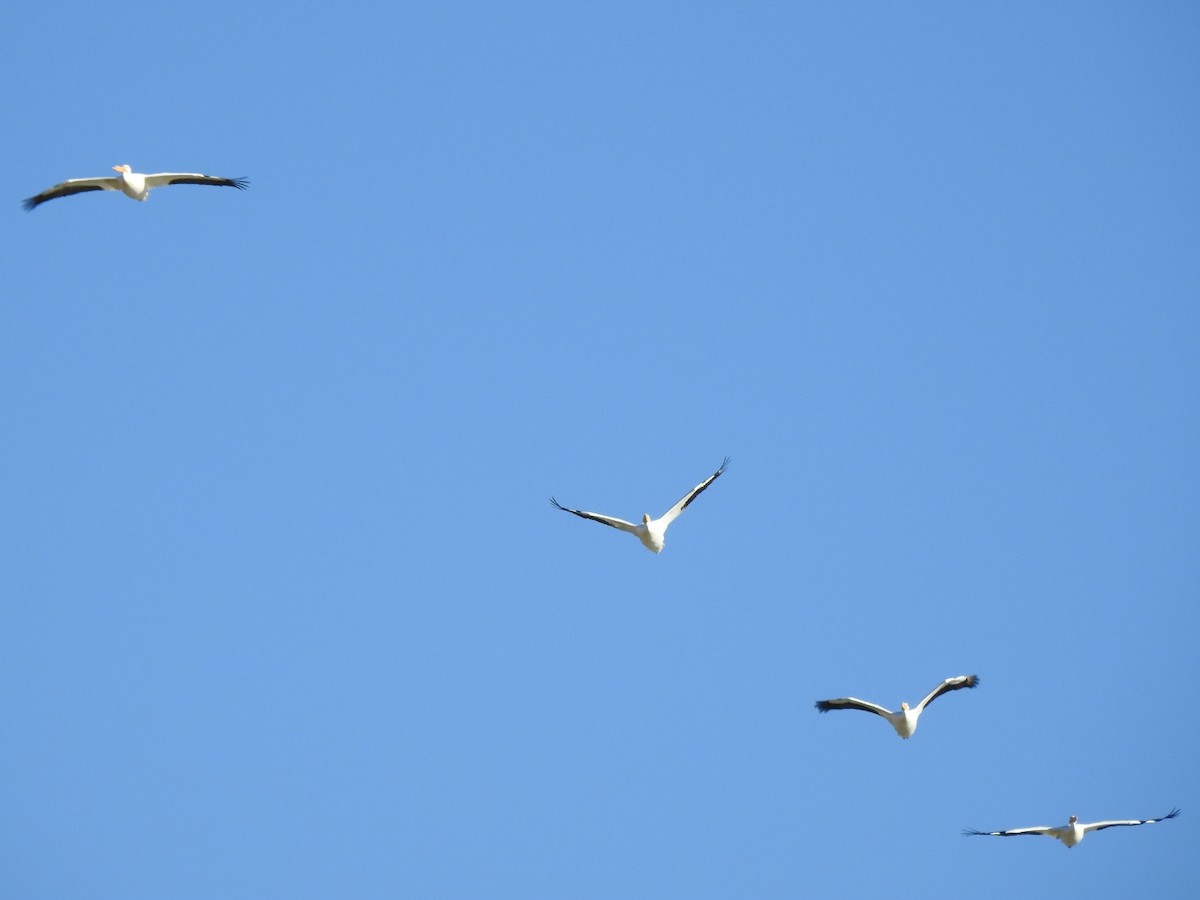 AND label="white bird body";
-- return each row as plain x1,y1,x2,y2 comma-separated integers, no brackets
1059,819,1087,848
23,164,248,210
815,675,979,739
116,166,148,200
636,516,668,554
965,809,1180,848
889,704,921,739
551,458,729,554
